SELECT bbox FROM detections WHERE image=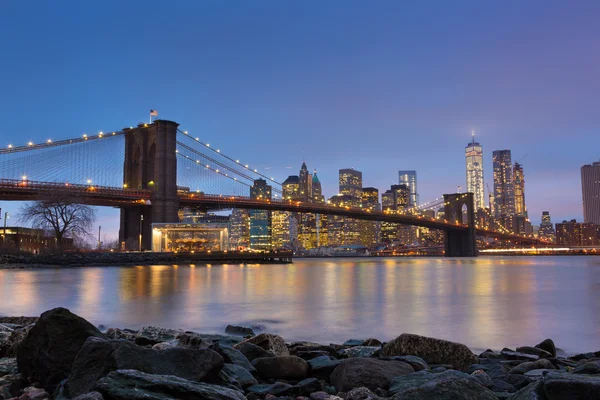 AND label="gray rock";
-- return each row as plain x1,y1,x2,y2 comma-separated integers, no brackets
0,324,31,358
516,346,553,359
342,339,364,346
212,343,256,372
384,356,429,372
247,382,294,396
293,345,339,358
389,370,480,395
524,369,556,379
67,336,223,397
491,378,516,393
0,316,37,326
293,378,325,397
308,356,343,380
479,349,504,359
225,325,255,336
331,357,414,392
151,340,178,350
501,350,539,361
297,350,332,360
339,346,379,358
104,328,136,341
509,359,555,375
222,363,258,388
310,391,332,400
16,307,105,395
73,392,104,400
0,358,17,377
496,374,533,390
465,363,509,379
381,333,478,371
95,369,246,400
22,386,51,399
535,338,557,358
470,370,493,388
135,326,183,346
390,372,497,399
511,381,545,400
344,387,378,400
431,367,446,372
573,360,600,374
234,333,289,356
176,332,213,349
252,355,309,380
234,341,275,361
543,371,600,399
